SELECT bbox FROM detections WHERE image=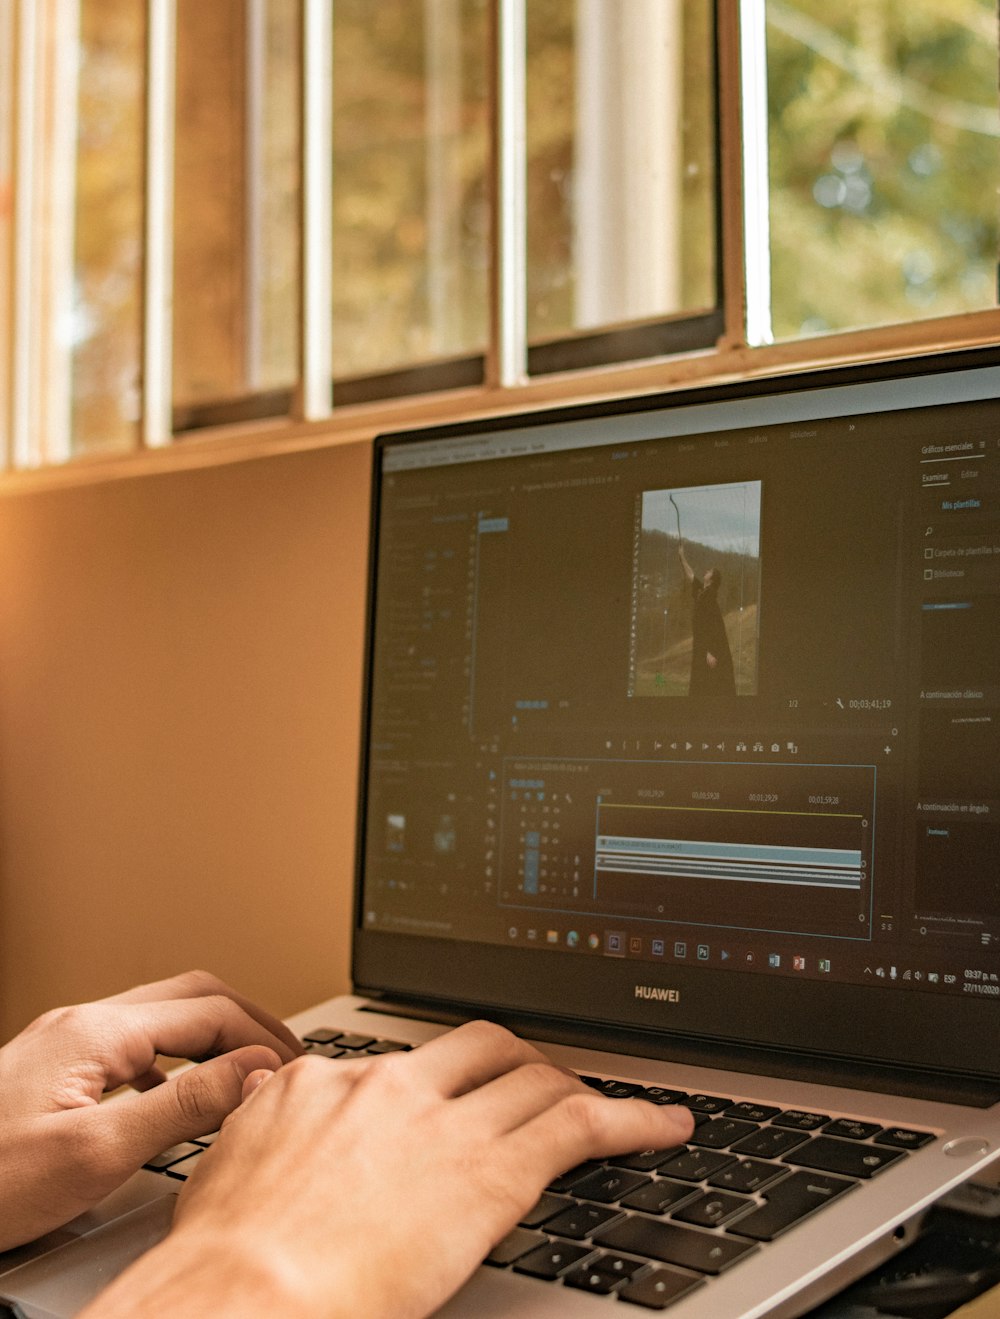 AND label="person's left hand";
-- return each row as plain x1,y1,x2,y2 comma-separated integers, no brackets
0,969,302,1252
